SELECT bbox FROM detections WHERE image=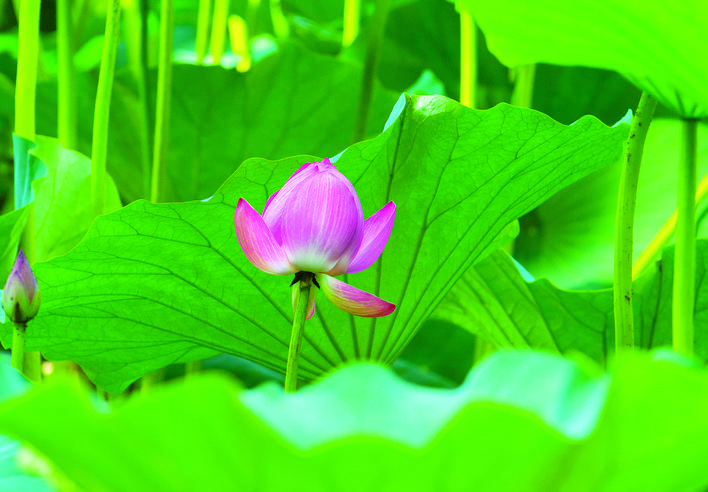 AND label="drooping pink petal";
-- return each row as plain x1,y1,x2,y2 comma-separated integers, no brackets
263,159,364,273
343,201,396,274
316,274,395,317
234,198,296,275
291,283,317,319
